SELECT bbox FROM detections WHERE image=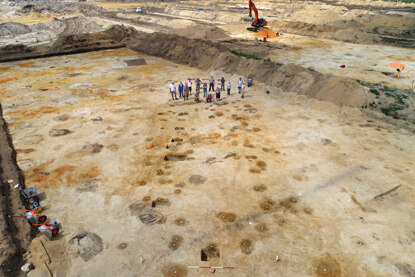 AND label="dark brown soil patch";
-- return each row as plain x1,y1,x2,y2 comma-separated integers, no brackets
280,196,299,210
240,239,253,255
260,199,275,212
82,143,104,154
163,264,188,277
169,235,183,250
124,58,146,66
316,254,342,277
255,223,268,232
174,218,186,226
164,154,187,161
203,243,220,258
49,129,72,136
217,212,236,223
117,242,128,250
